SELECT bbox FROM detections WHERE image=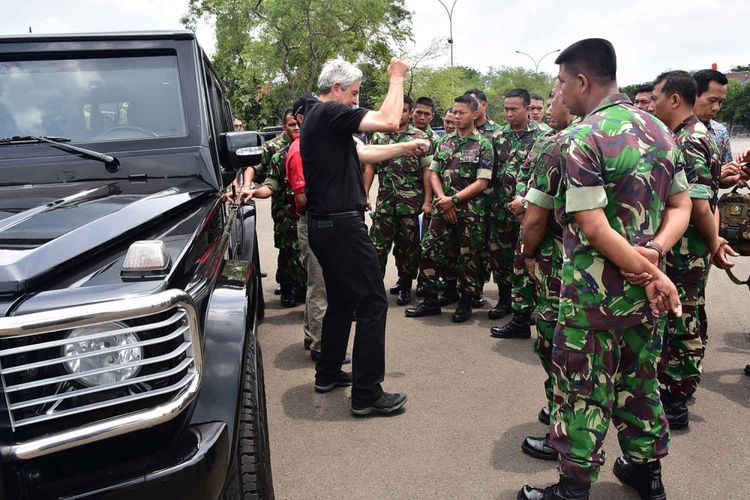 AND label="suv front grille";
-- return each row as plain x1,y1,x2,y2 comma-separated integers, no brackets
0,290,202,460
